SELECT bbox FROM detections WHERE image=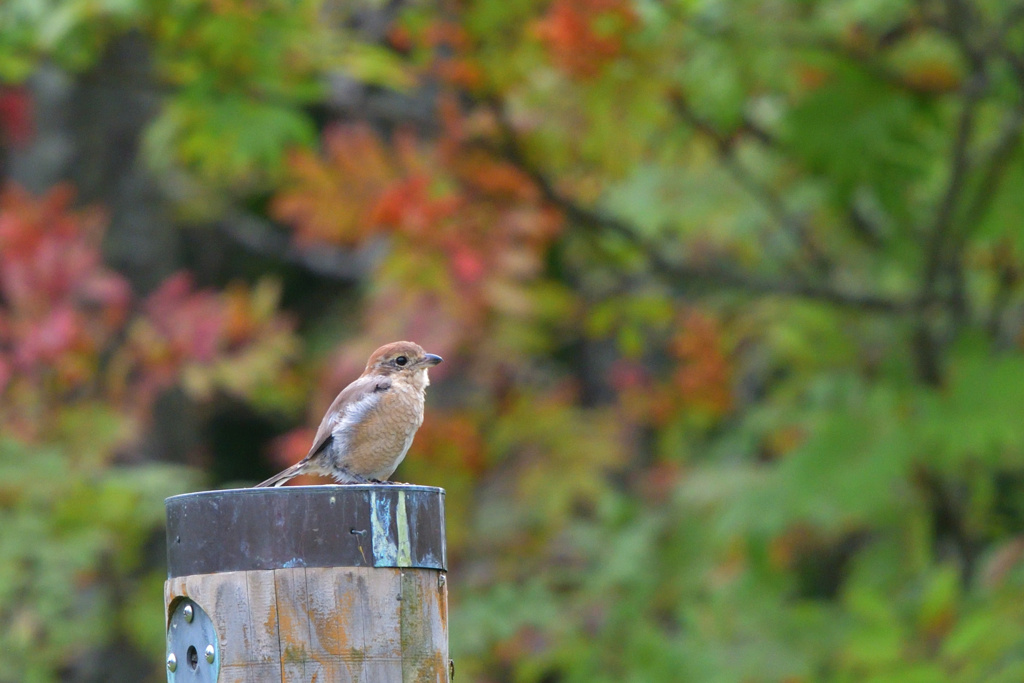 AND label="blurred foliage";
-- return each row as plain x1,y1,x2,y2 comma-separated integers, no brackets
1,0,326,199
5,0,1024,681
0,186,297,681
